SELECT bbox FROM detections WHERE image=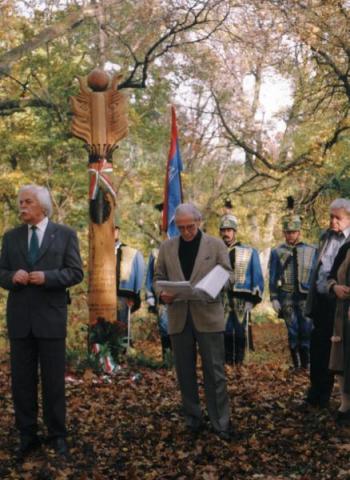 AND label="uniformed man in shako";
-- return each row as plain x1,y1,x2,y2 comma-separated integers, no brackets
145,203,172,360
219,214,264,365
269,201,317,370
114,215,145,327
